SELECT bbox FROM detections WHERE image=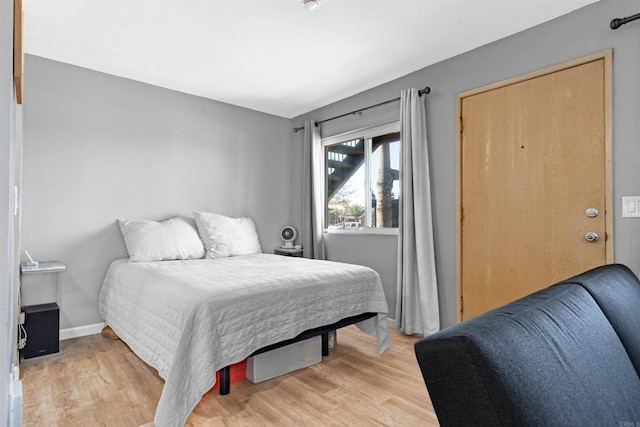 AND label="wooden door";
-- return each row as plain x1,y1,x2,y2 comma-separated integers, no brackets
458,53,612,320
